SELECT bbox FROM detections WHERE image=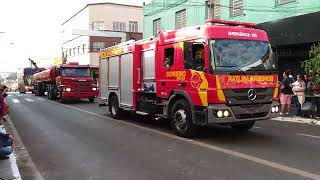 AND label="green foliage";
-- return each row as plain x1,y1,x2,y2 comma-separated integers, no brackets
302,43,320,84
